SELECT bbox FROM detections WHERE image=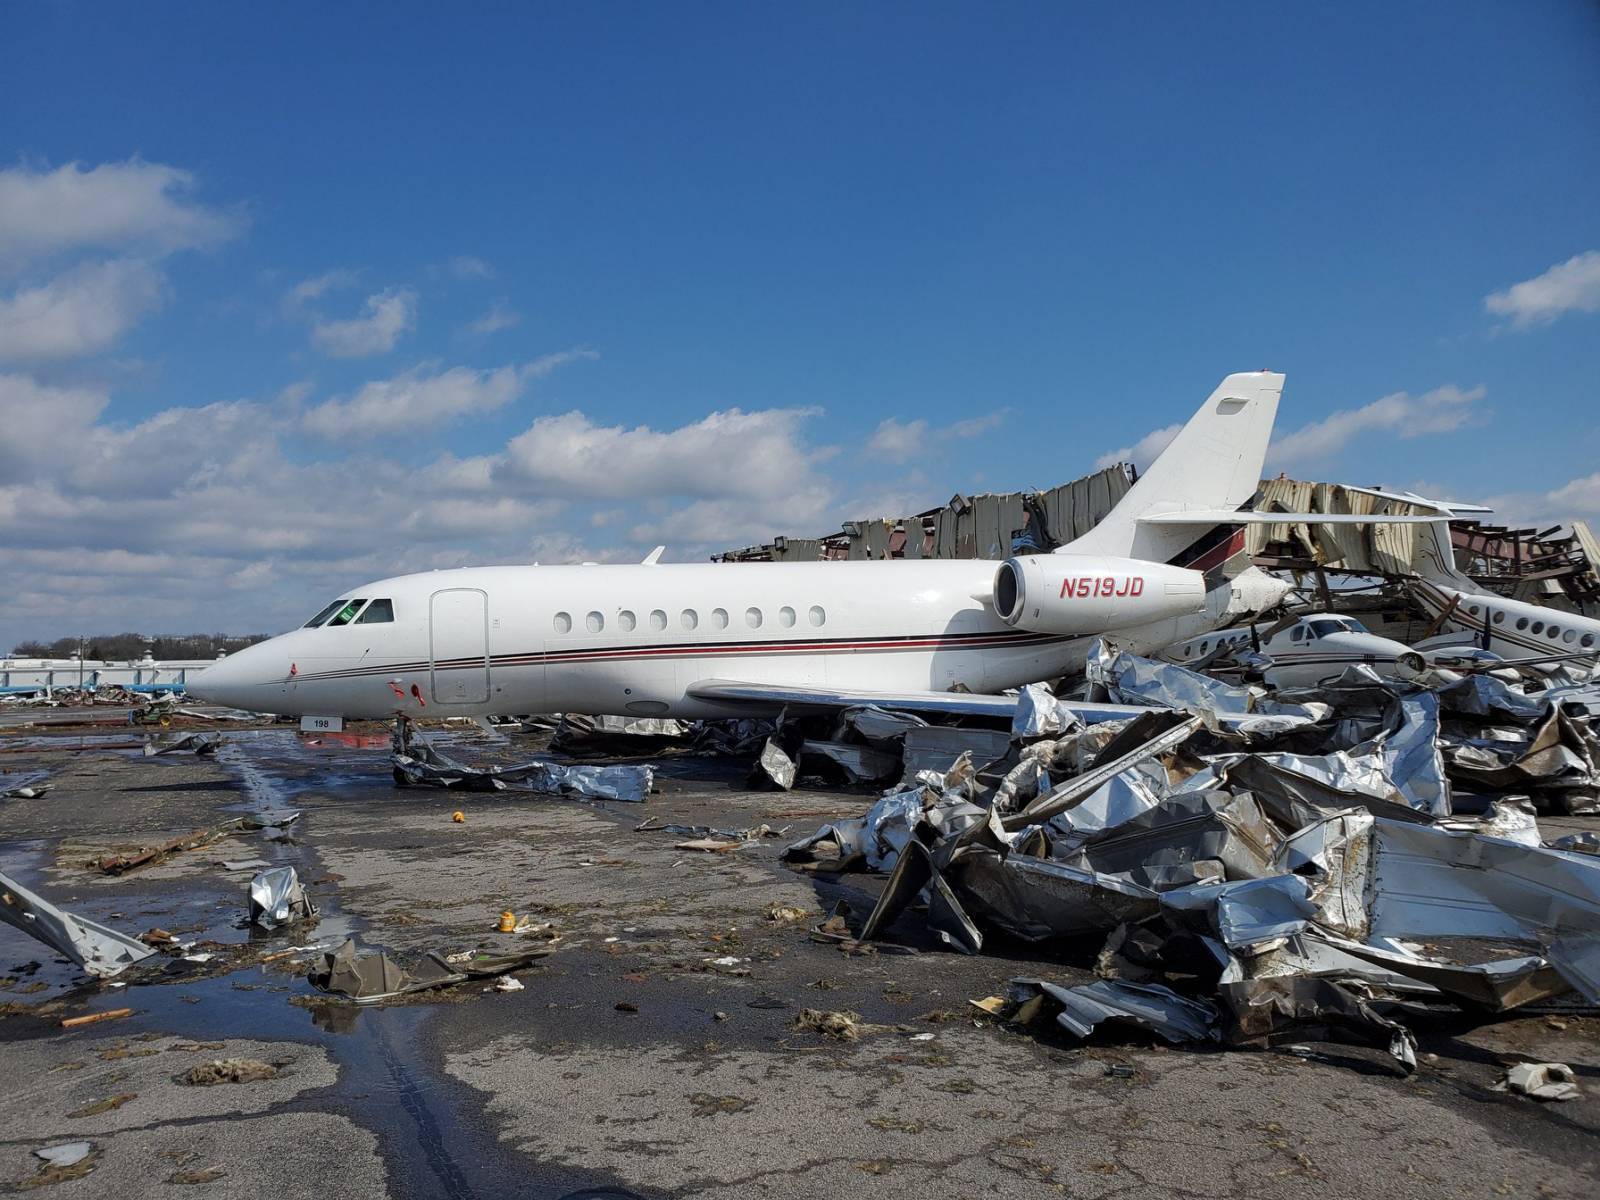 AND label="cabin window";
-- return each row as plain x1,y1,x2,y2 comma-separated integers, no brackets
1531,621,1544,635
618,610,637,632
1200,640,1210,654
1563,629,1576,643
712,608,730,629
1582,634,1596,648
808,605,825,627
1493,611,1505,624
778,606,796,628
1547,625,1560,639
649,610,667,631
1467,605,1480,617
745,607,763,629
681,609,698,631
304,599,348,628
553,612,572,634
586,611,604,633
327,599,367,627
1516,617,1529,630
355,598,394,624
